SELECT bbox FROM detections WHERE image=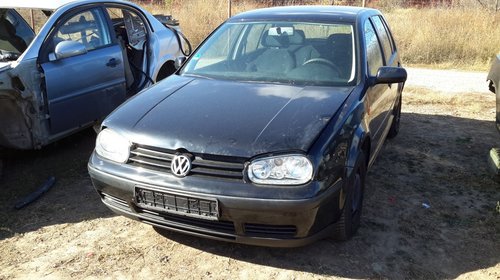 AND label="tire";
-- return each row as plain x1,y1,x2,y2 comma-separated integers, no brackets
332,152,366,241
387,94,402,139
